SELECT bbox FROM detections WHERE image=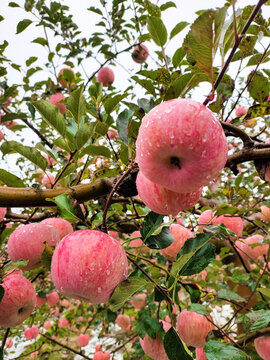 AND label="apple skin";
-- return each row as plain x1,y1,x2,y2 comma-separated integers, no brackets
46,291,59,306
259,205,270,222
130,293,146,310
77,334,90,347
0,130,4,141
198,210,243,236
93,351,110,360
58,318,69,328
44,321,52,330
176,309,213,348
41,217,73,239
136,171,202,215
97,67,115,87
136,98,228,193
140,334,169,360
0,207,6,221
132,44,149,64
36,294,46,308
0,274,36,328
160,224,194,261
5,339,13,348
116,314,130,330
49,94,66,114
254,336,270,360
51,230,128,304
196,348,207,360
58,68,74,88
235,235,268,260
8,223,61,270
235,106,247,117
24,325,39,340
